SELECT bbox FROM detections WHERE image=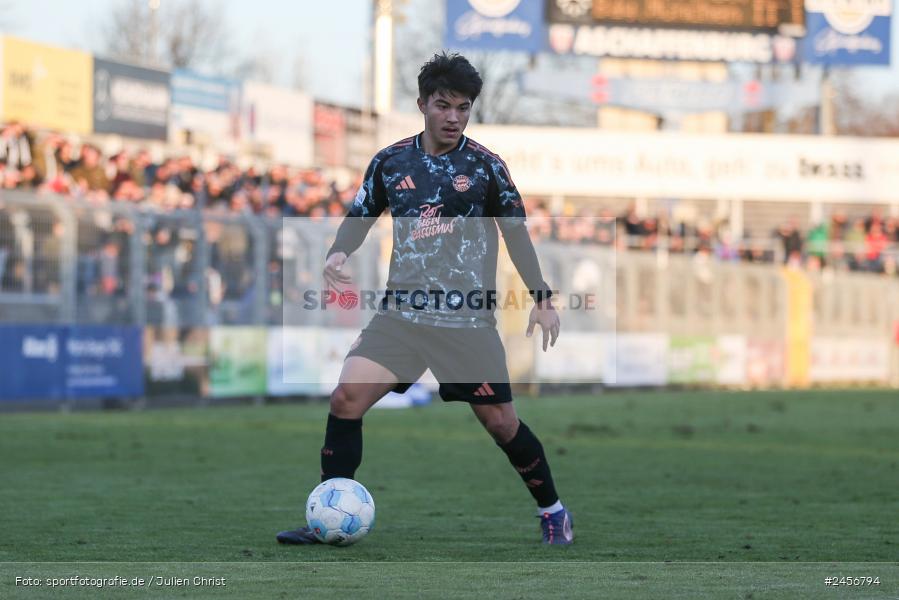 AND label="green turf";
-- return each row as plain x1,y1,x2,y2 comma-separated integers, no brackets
1,390,898,598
